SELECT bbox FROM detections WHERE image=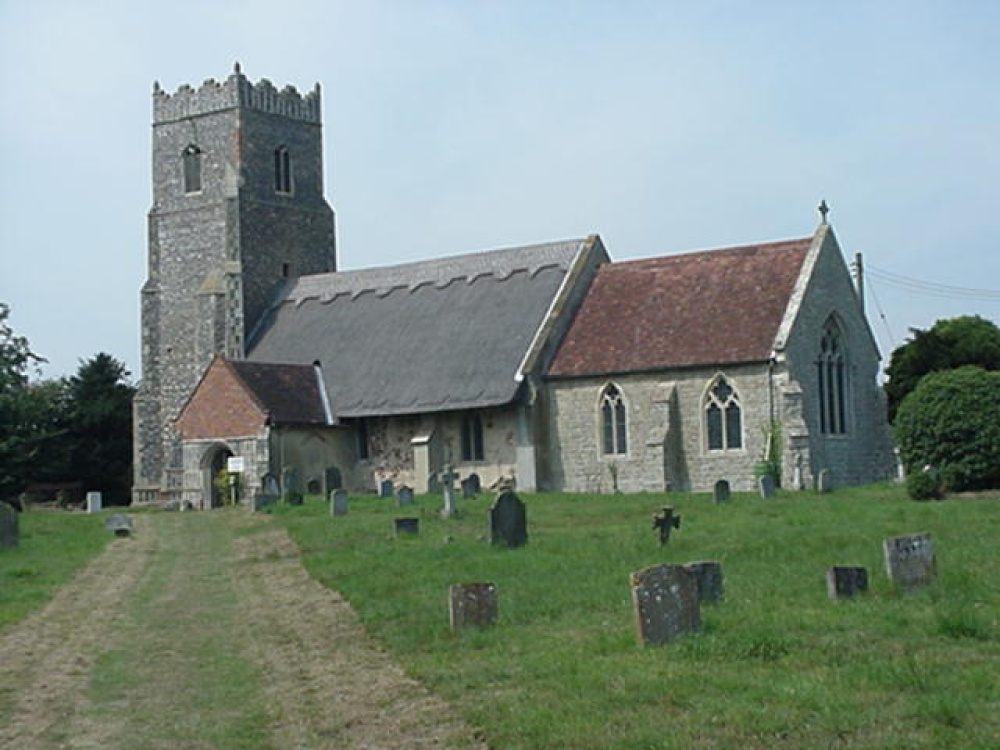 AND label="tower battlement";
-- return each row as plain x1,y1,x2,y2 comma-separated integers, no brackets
153,63,321,124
